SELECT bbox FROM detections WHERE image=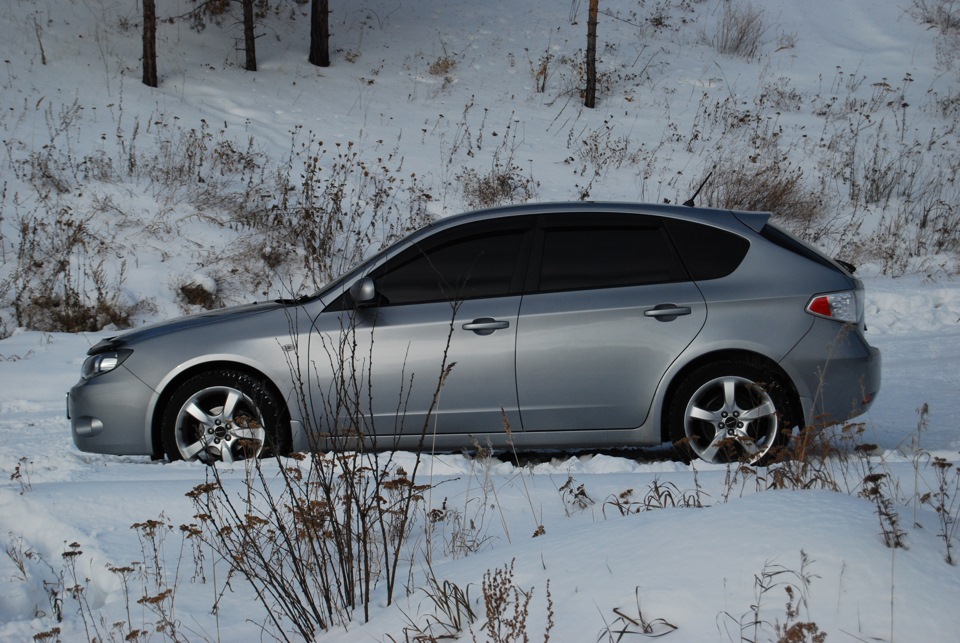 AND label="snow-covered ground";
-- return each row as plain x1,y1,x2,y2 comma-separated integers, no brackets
2,282,959,641
2,1,960,641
